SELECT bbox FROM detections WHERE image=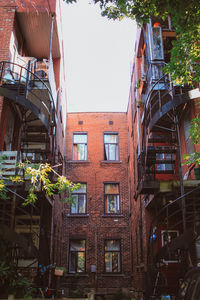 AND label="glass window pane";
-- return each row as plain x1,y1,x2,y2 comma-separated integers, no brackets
152,27,163,60
77,252,85,272
157,164,165,170
105,183,119,194
77,144,86,160
105,252,112,272
71,195,78,213
107,195,119,213
104,134,118,143
73,184,86,193
69,252,76,273
112,253,120,272
104,144,109,160
166,164,173,170
78,195,86,213
70,240,85,251
109,144,117,160
74,134,87,143
73,144,78,160
105,240,120,251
